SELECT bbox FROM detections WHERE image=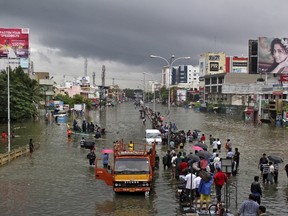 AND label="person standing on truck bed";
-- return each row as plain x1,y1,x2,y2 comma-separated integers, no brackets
128,141,134,151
